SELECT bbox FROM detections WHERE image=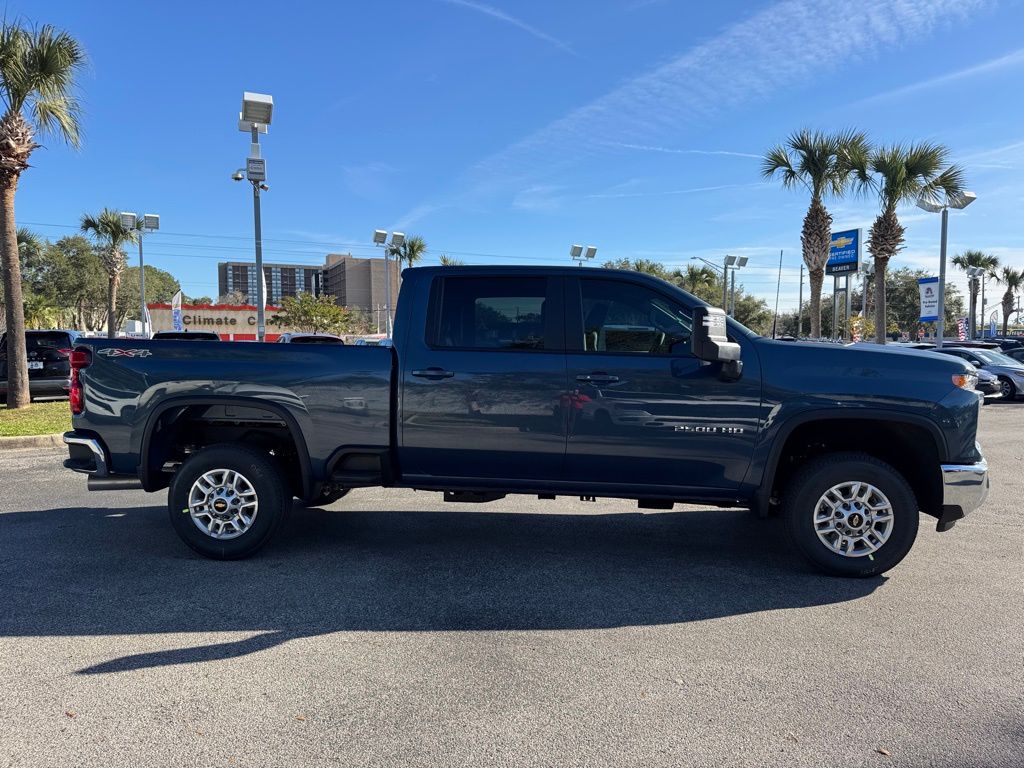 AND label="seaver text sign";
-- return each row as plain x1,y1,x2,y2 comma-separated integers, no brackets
826,228,861,275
